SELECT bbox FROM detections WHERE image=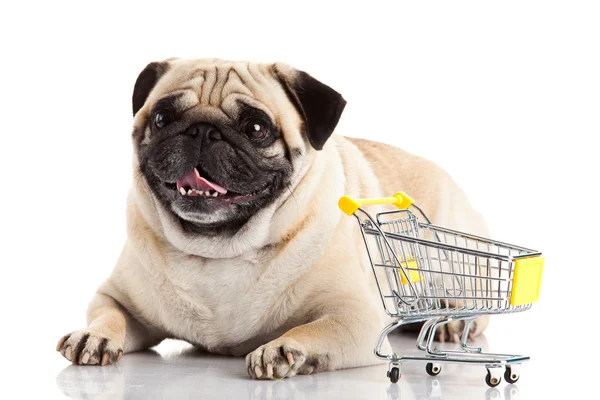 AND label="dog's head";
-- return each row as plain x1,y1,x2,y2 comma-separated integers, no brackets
132,59,346,236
